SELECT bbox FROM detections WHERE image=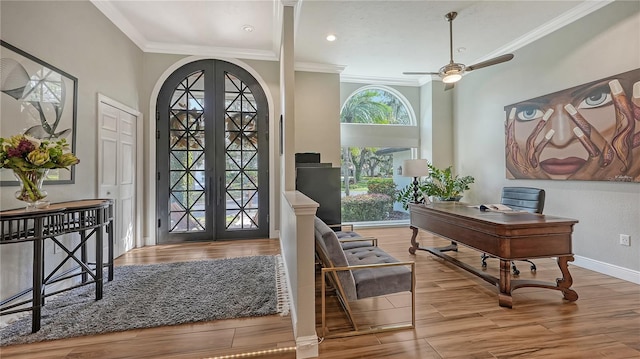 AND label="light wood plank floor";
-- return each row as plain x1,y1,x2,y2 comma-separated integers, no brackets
1,227,639,358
